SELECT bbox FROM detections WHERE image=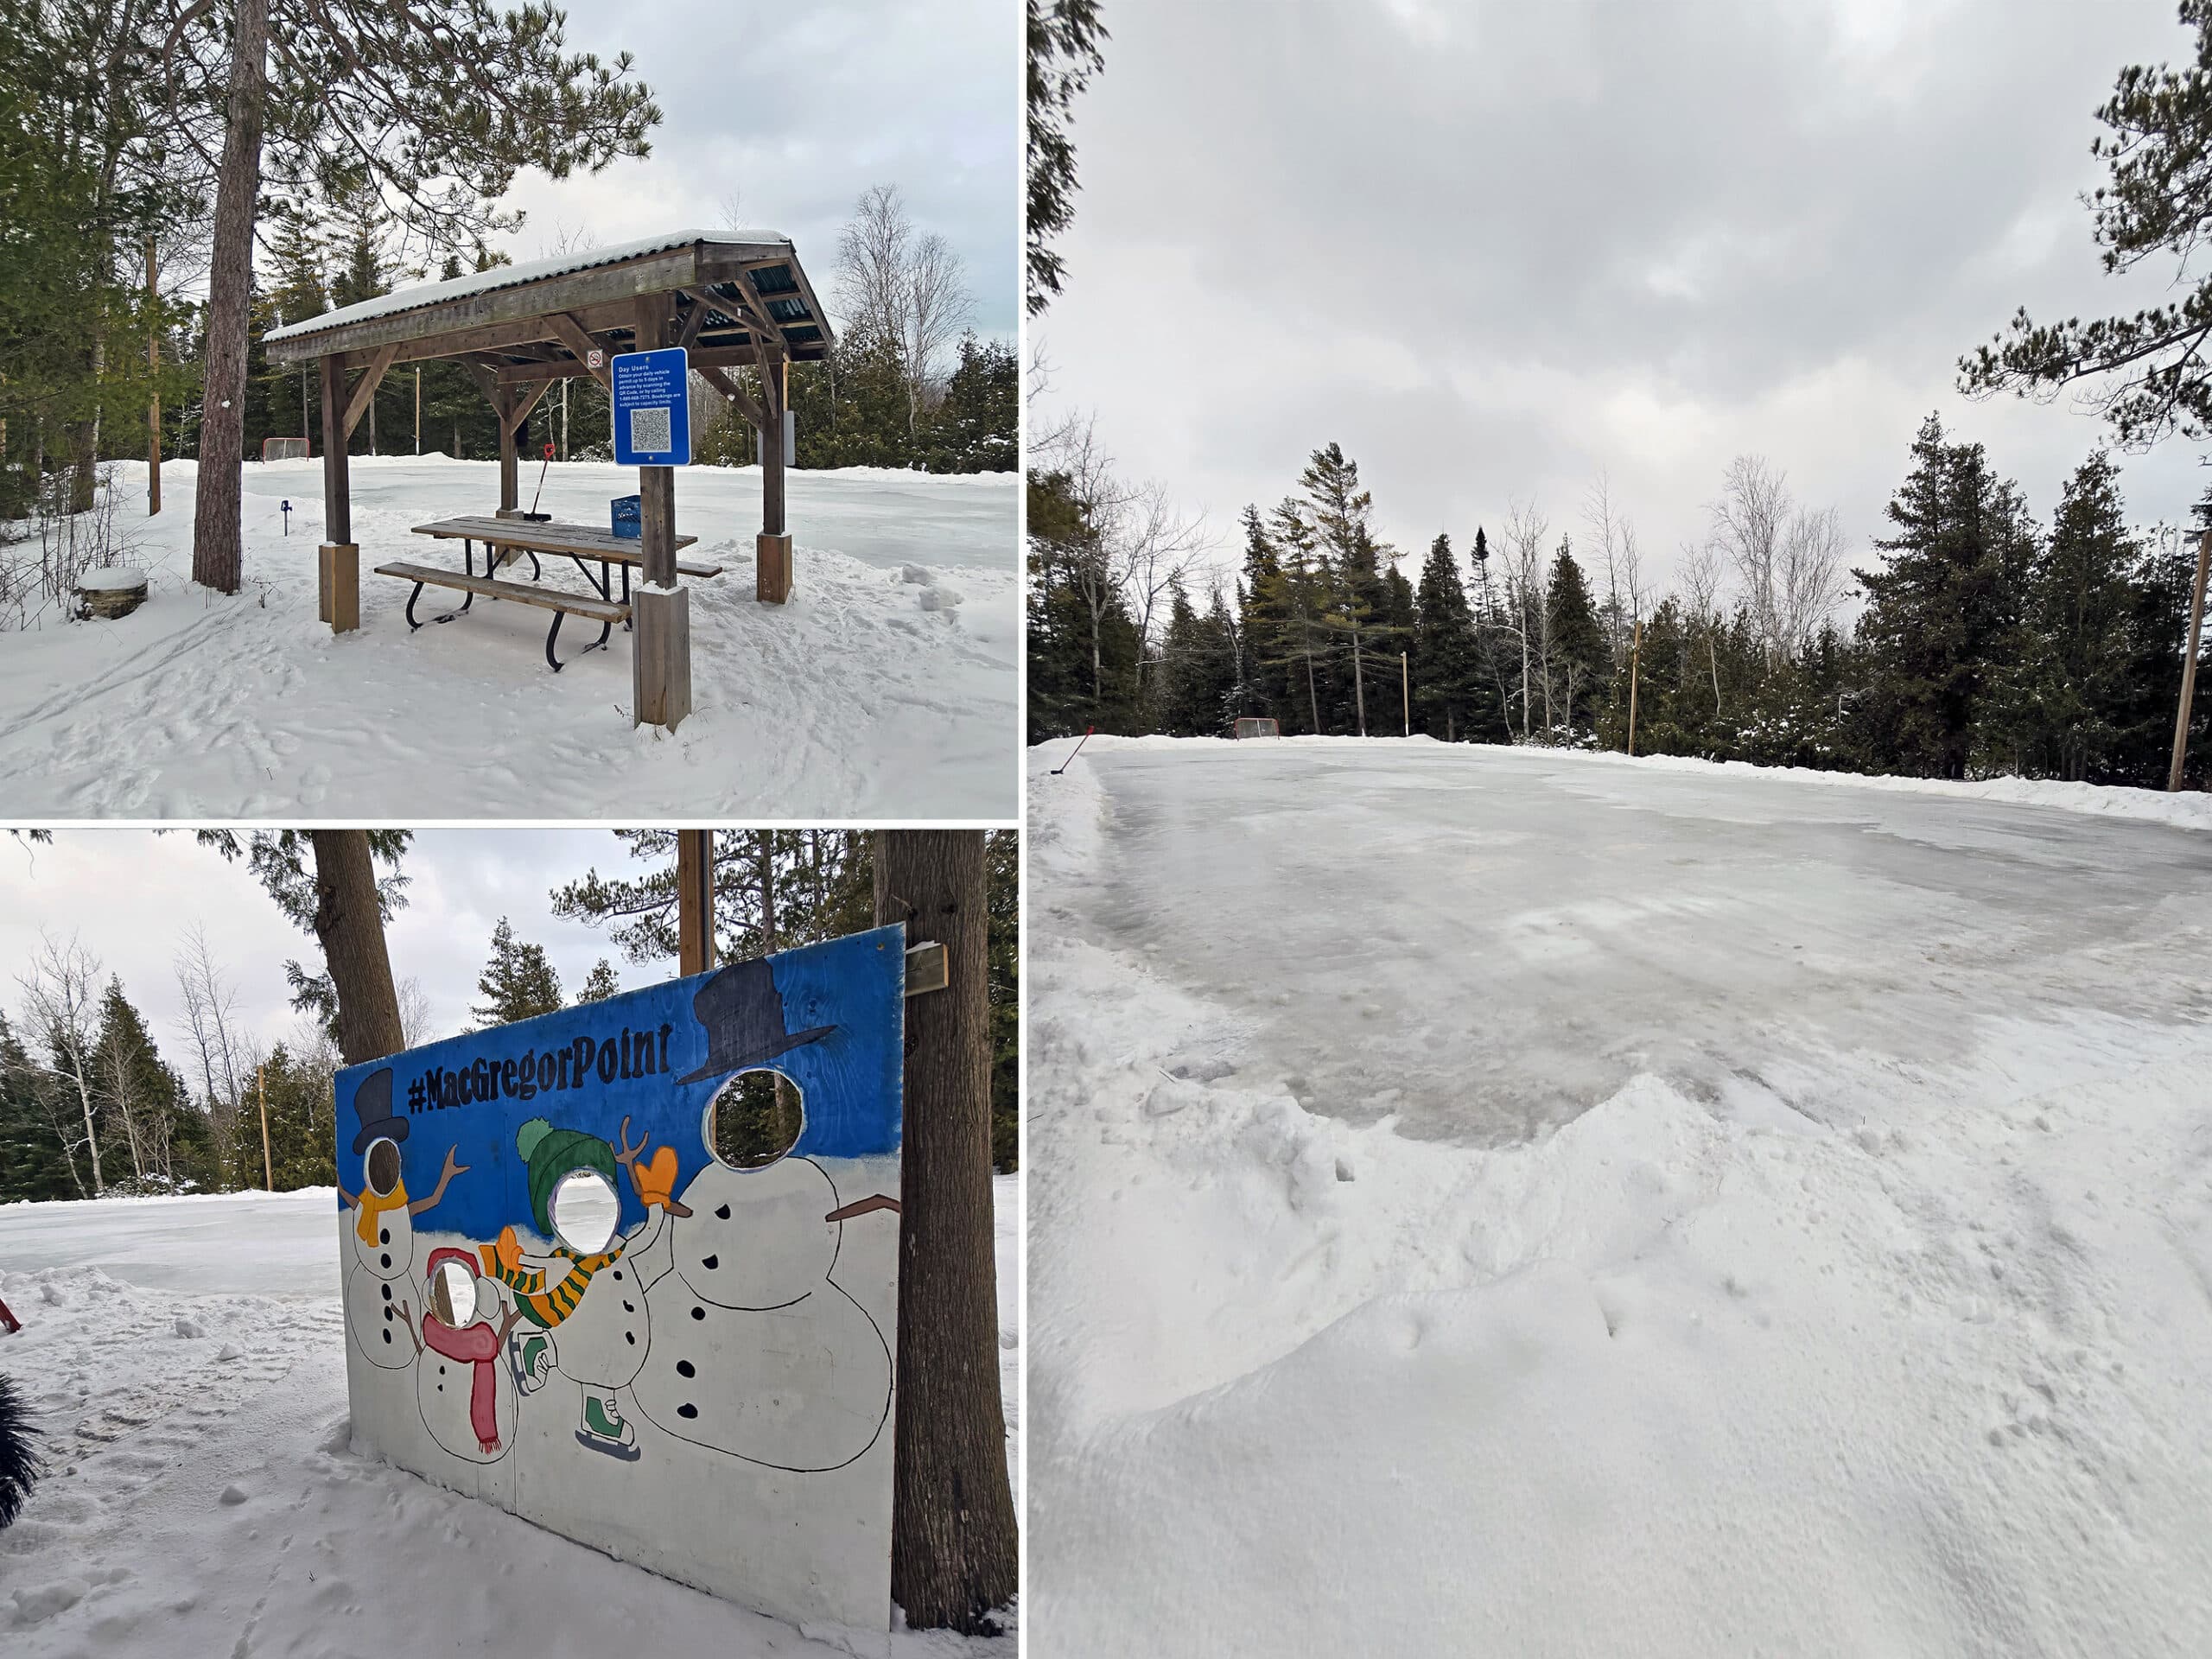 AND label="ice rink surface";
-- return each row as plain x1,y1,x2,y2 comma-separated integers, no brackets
1027,736,2212,1657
